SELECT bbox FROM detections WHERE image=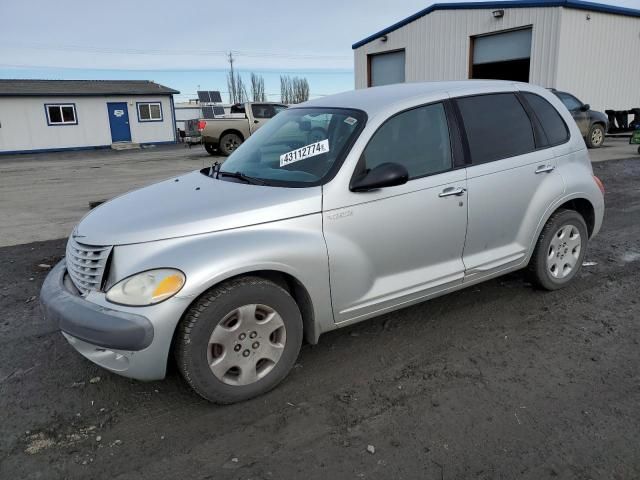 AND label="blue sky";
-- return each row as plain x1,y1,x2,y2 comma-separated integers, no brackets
1,0,638,102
